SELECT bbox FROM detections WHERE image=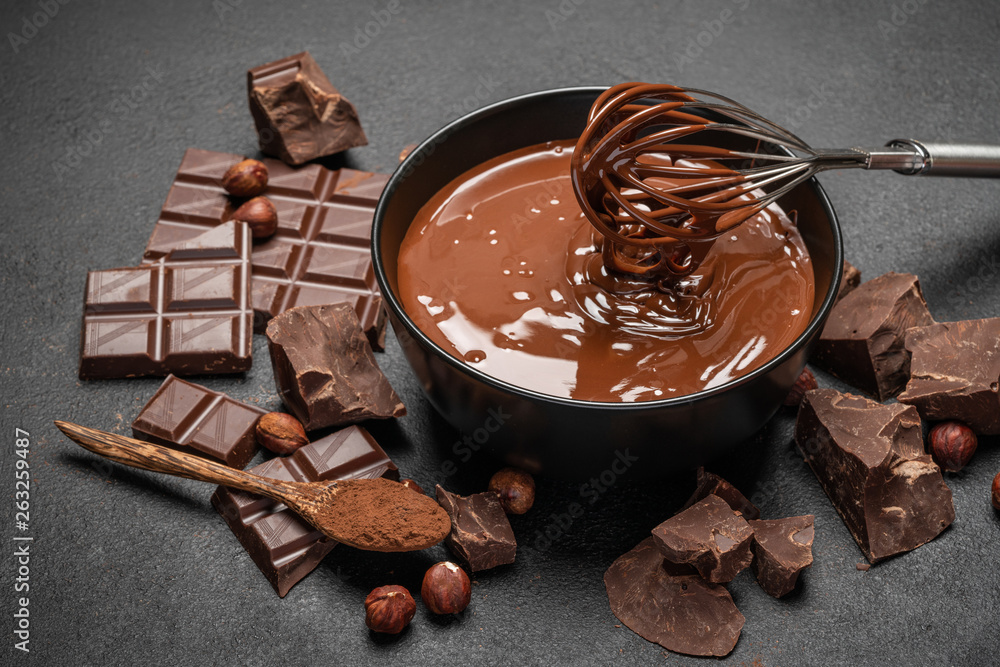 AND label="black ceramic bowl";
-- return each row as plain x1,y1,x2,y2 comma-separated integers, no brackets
373,86,842,478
